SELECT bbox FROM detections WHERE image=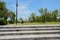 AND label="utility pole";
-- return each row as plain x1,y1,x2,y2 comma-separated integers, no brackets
16,0,18,25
